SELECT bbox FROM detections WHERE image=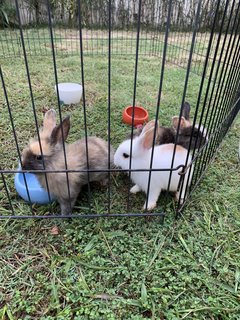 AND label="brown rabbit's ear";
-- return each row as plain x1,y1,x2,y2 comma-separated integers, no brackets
50,116,70,145
43,109,57,133
182,102,191,120
172,116,190,129
140,120,158,149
